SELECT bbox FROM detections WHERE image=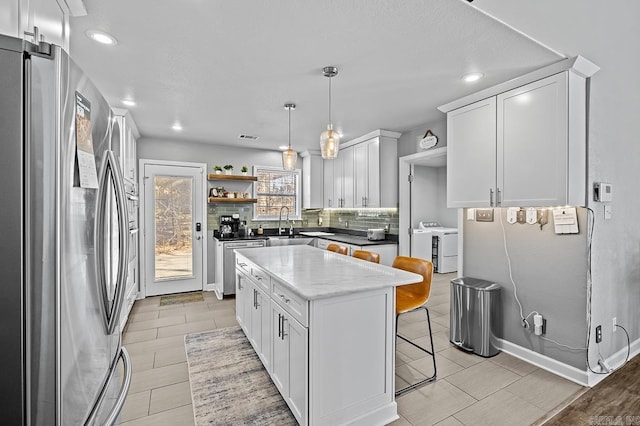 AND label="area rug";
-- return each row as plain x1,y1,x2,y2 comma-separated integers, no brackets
159,291,205,306
184,326,297,425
